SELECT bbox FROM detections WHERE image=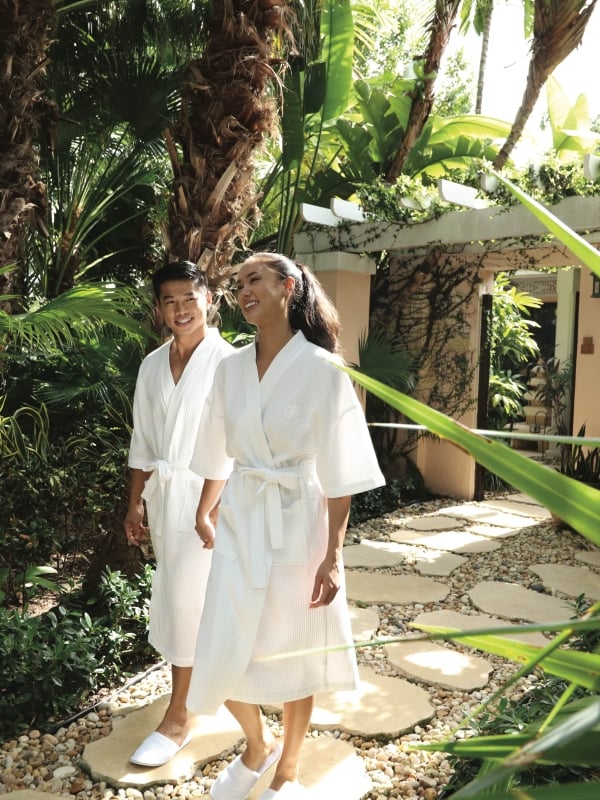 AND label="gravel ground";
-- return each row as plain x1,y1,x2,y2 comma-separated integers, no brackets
1,495,594,800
